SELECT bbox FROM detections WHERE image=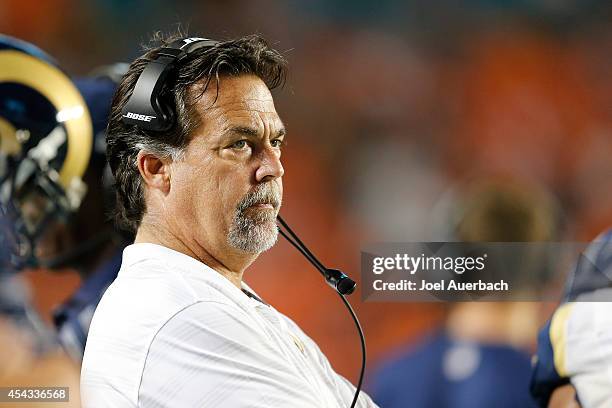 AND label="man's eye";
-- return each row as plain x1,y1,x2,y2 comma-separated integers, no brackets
230,140,248,149
271,139,283,148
